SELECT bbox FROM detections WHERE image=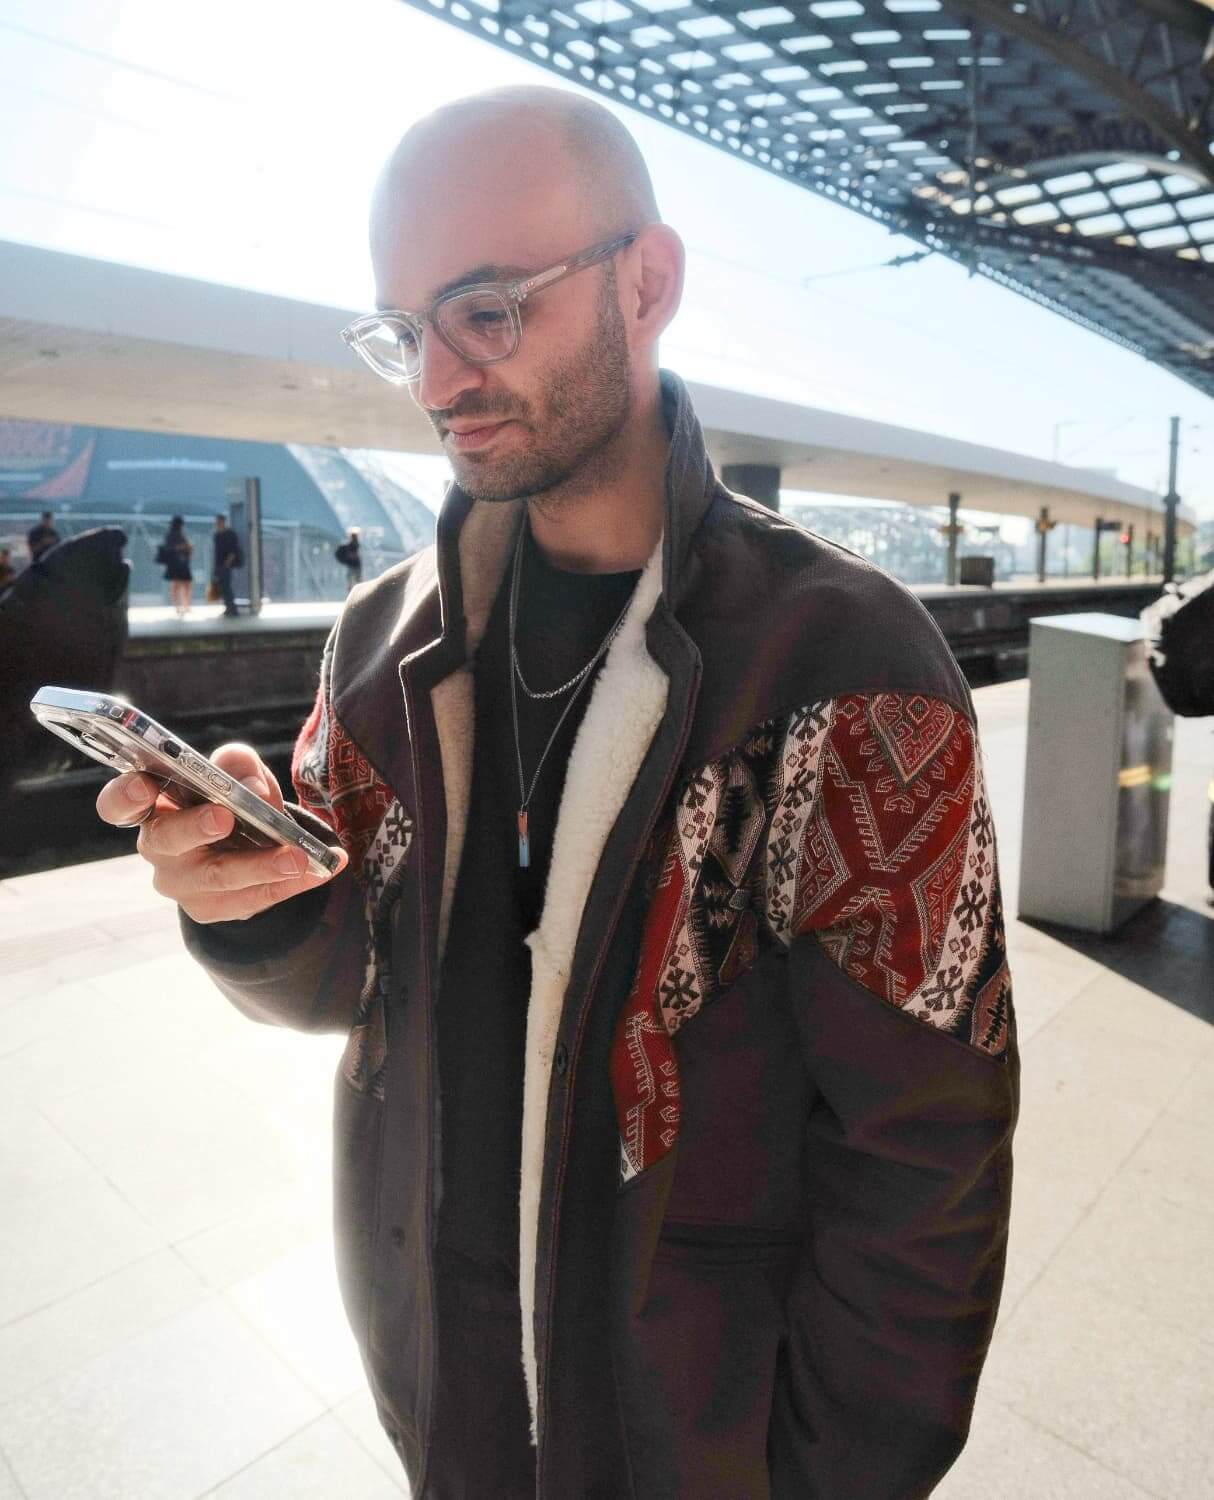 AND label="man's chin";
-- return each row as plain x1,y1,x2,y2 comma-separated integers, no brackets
449,462,522,504
451,458,570,505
